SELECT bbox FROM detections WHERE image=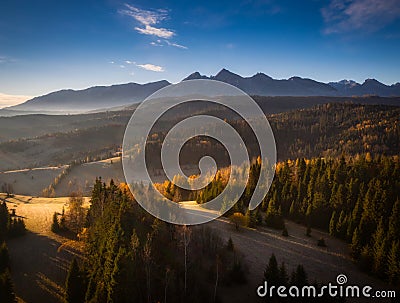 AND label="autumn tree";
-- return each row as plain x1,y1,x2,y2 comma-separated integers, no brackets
66,192,85,233
229,213,246,231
